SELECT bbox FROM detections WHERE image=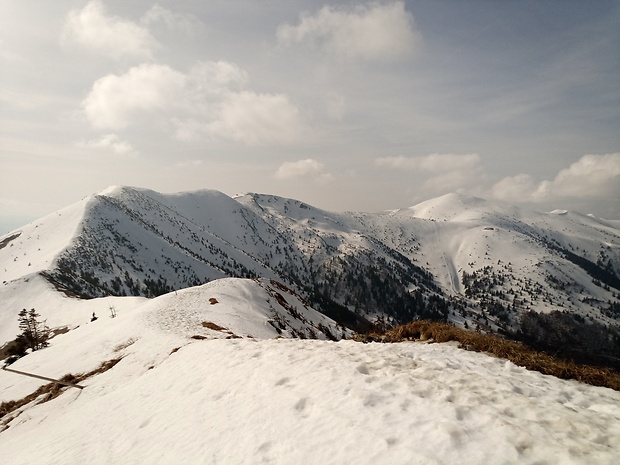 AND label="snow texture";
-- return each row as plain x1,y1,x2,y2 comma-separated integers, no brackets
1,277,620,464
1,187,620,464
